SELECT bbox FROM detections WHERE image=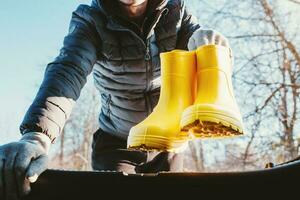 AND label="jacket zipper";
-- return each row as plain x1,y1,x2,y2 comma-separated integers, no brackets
106,94,112,118
143,9,167,115
106,26,152,114
145,39,151,92
145,39,152,115
106,8,167,115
